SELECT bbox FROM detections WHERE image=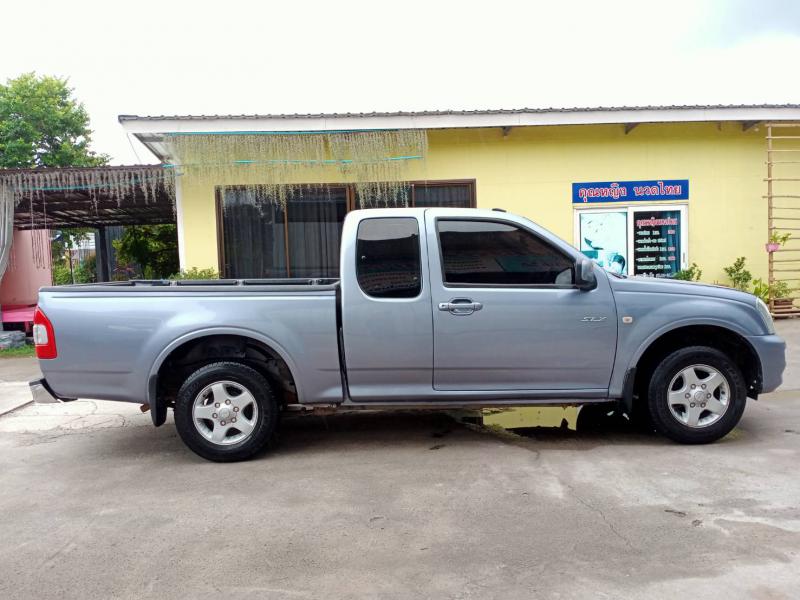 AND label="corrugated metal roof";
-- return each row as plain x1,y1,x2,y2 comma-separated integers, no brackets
0,164,161,175
118,104,800,122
